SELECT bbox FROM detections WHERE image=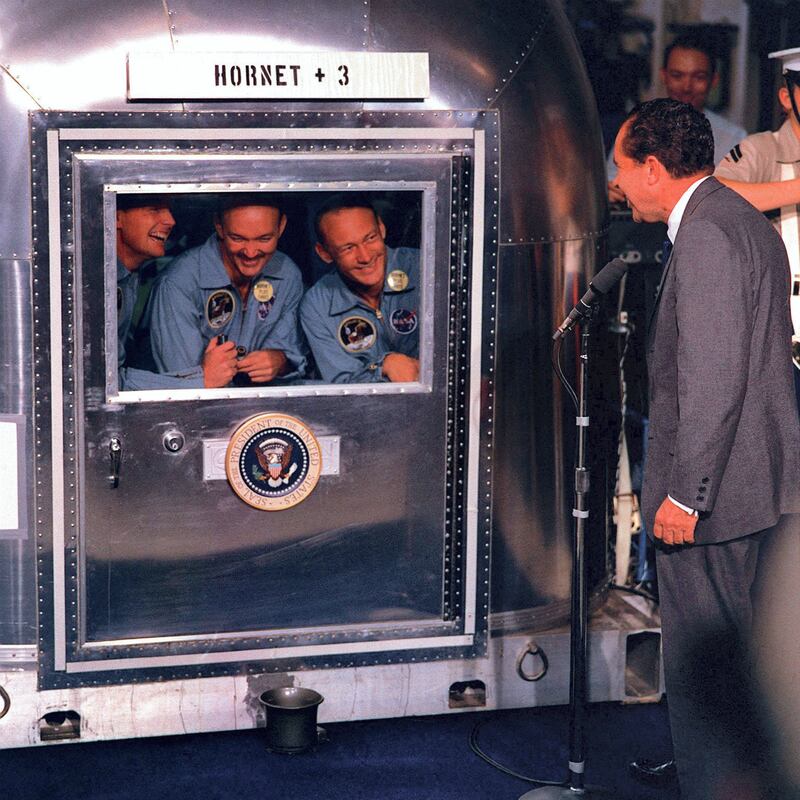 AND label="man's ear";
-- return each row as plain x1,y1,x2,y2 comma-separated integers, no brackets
645,154,662,185
214,220,224,240
711,72,720,91
278,213,287,238
116,211,124,232
315,241,334,264
779,86,793,115
377,216,387,240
